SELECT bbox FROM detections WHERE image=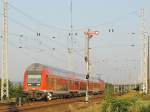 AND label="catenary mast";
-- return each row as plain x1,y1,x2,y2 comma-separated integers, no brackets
1,0,9,102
